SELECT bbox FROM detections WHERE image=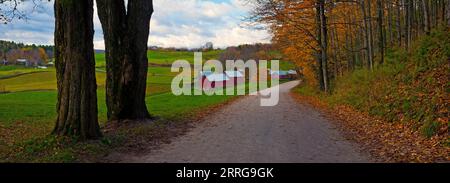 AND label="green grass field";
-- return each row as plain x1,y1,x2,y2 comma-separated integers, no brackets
0,49,295,162
0,66,46,79
95,50,224,67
